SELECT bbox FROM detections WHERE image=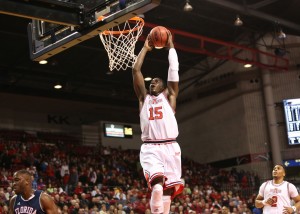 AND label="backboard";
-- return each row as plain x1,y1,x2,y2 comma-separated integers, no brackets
0,0,160,61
